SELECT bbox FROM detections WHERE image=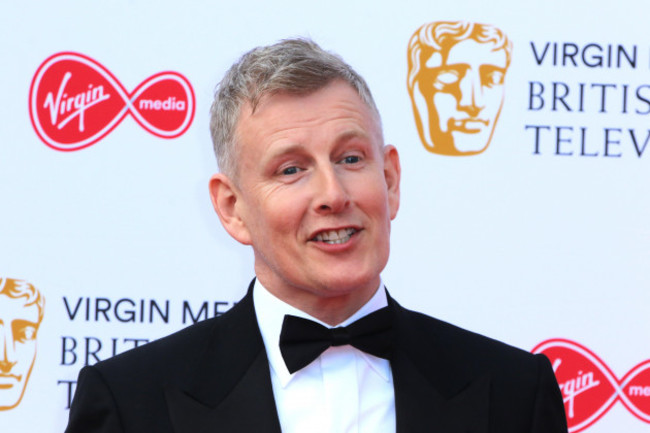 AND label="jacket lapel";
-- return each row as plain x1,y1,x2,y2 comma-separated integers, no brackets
165,282,282,433
164,285,491,433
389,296,490,433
